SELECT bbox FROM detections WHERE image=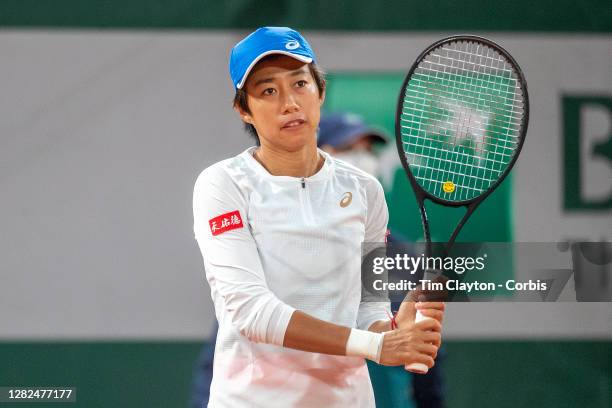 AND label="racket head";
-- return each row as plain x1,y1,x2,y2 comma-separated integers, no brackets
395,35,529,207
